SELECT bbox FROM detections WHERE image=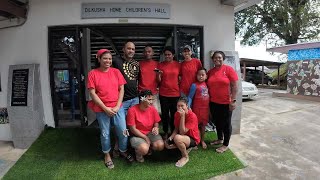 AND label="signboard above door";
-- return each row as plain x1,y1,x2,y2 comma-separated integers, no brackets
81,3,170,19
